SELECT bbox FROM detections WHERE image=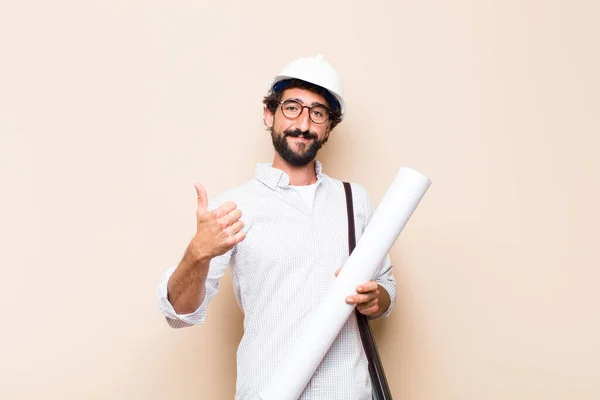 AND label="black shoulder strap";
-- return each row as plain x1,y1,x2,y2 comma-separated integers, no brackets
343,182,393,400
343,182,357,253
